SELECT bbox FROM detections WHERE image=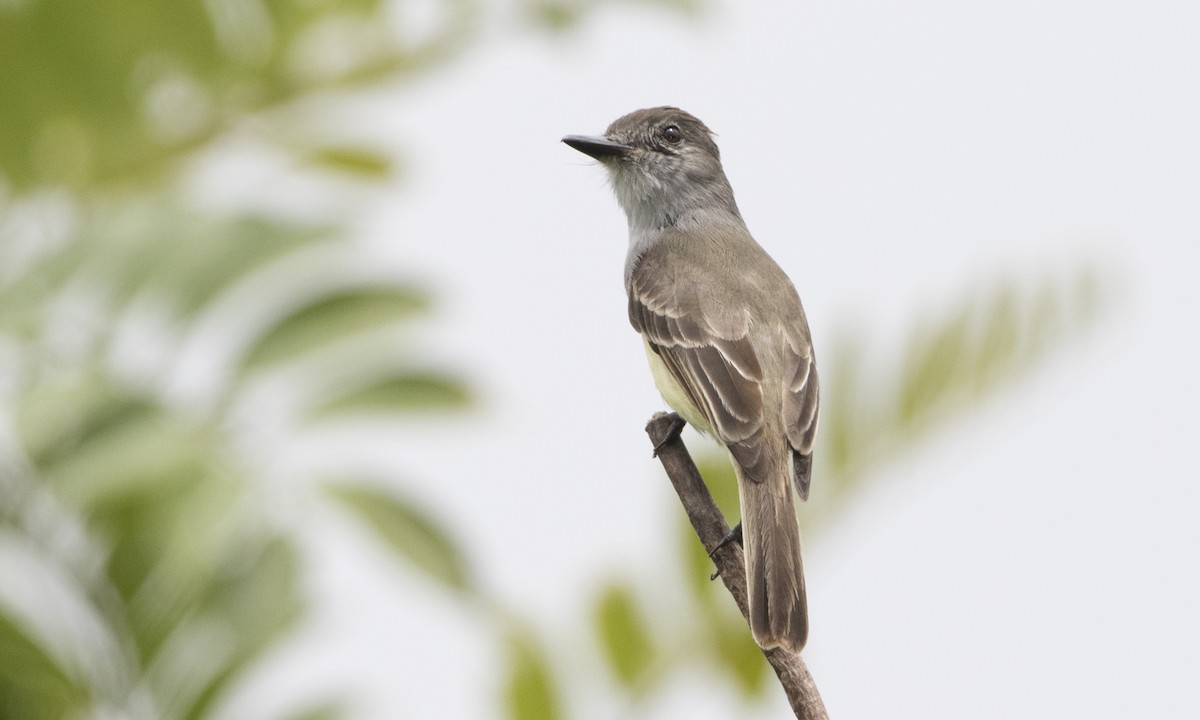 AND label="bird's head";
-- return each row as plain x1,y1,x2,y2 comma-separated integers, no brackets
563,107,739,230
